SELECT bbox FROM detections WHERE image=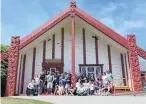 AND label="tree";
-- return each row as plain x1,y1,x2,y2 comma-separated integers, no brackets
1,44,9,96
